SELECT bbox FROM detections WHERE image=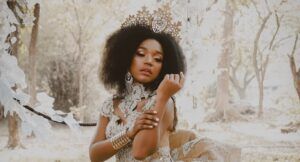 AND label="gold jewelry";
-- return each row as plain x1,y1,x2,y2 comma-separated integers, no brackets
121,3,182,42
110,129,131,150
